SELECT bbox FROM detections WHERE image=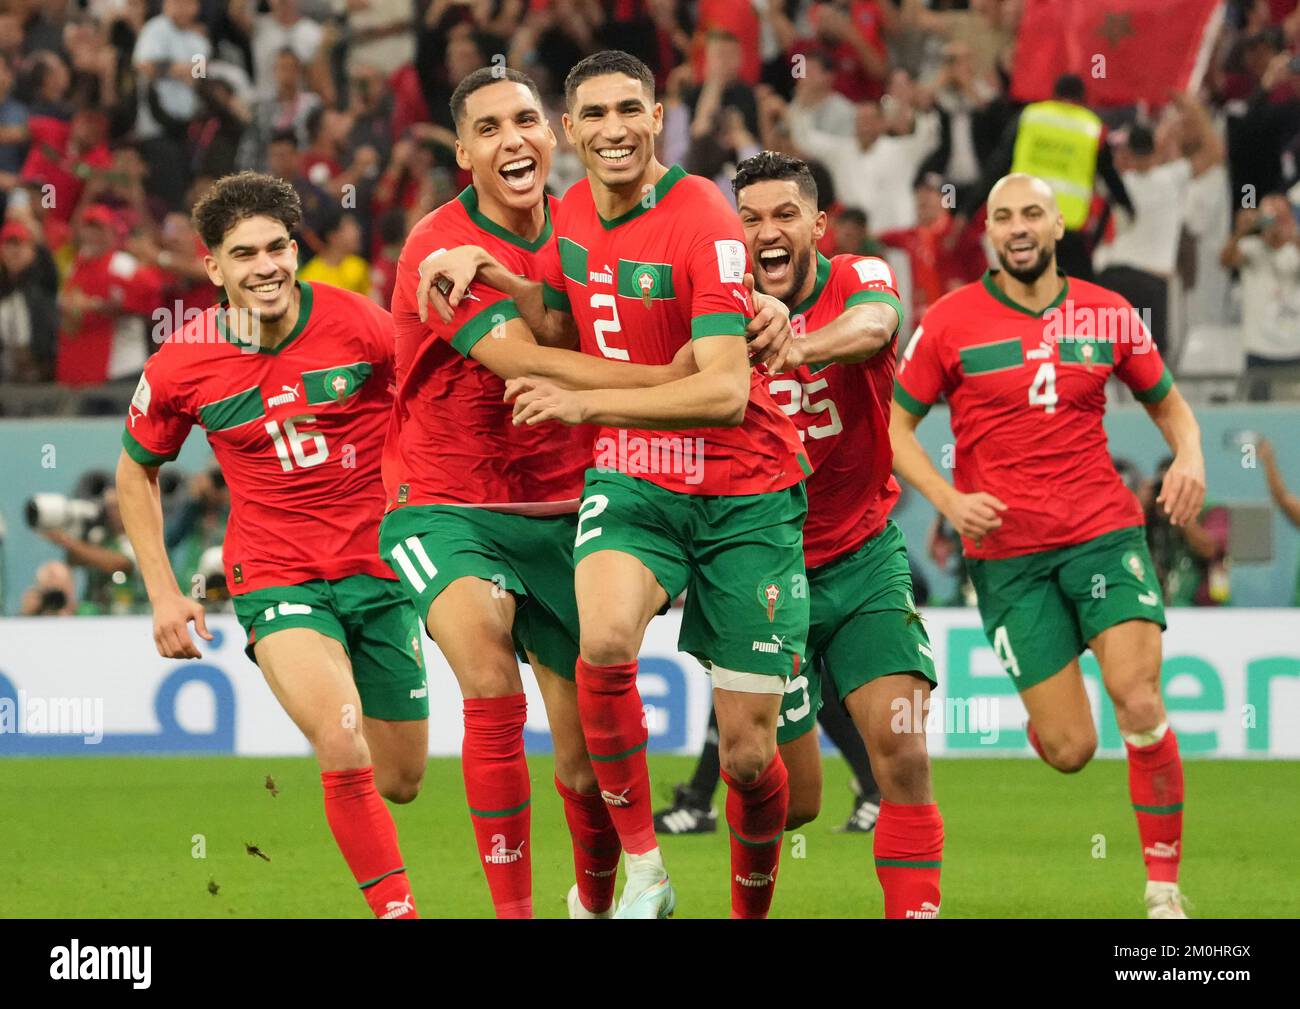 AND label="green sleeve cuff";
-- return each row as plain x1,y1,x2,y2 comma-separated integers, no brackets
691,311,747,340
1132,365,1173,404
893,380,933,417
122,428,178,466
845,289,905,335
450,299,521,357
541,282,570,313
